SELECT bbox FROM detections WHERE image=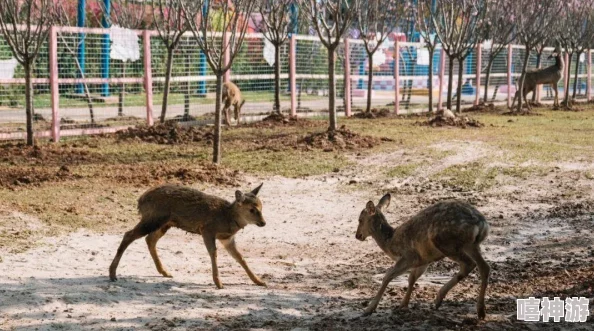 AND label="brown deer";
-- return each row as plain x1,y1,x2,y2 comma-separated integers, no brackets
512,46,564,110
109,183,267,289
356,194,490,319
222,81,245,126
